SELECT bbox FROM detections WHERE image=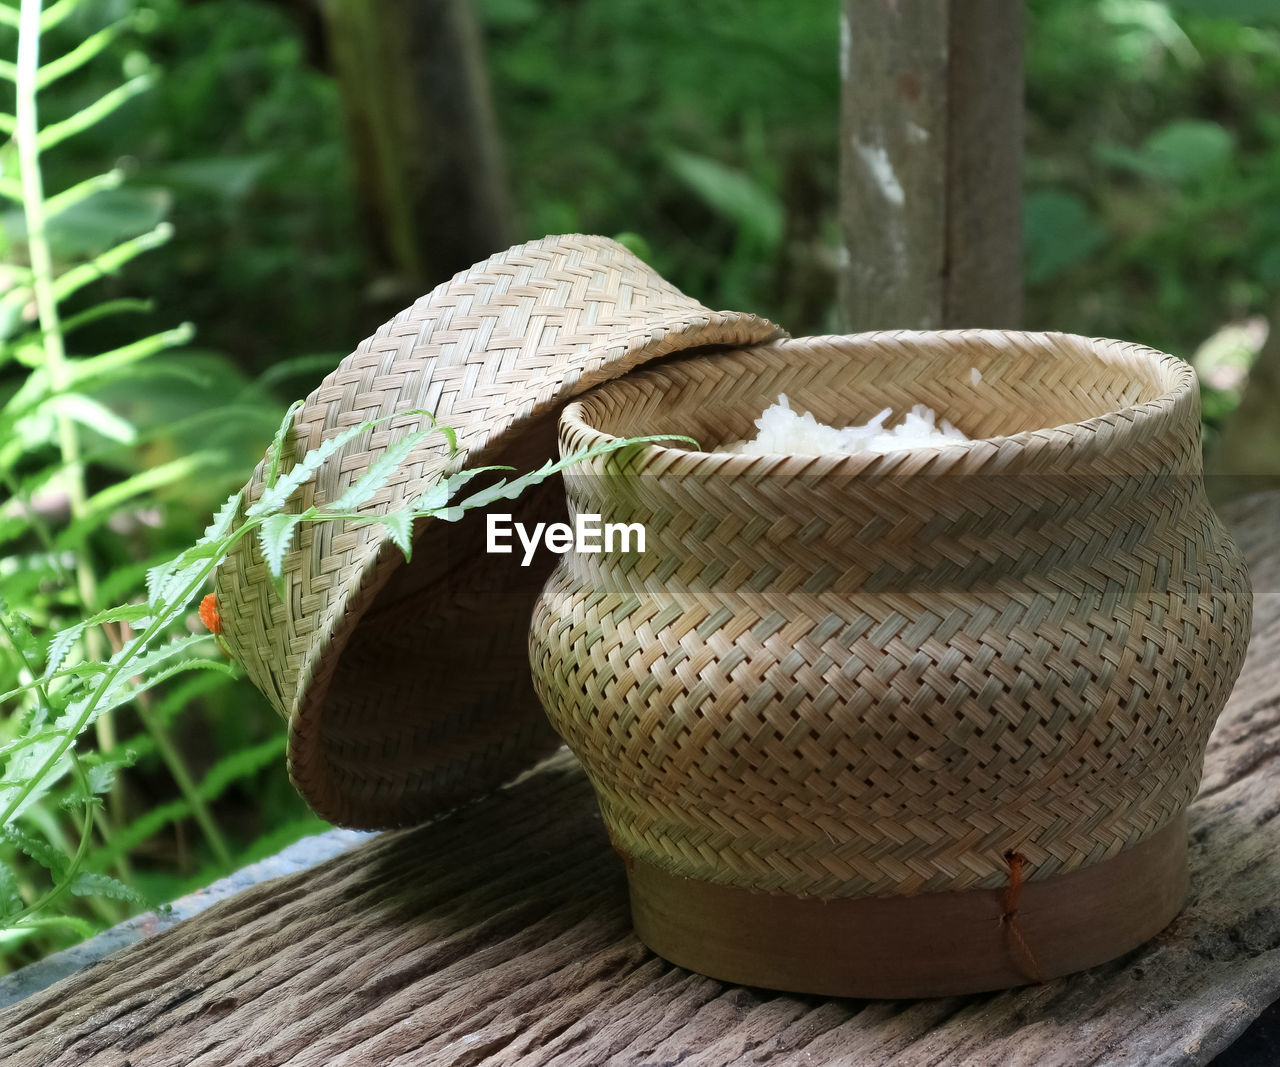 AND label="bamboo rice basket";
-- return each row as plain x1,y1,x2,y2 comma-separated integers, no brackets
529,330,1252,996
